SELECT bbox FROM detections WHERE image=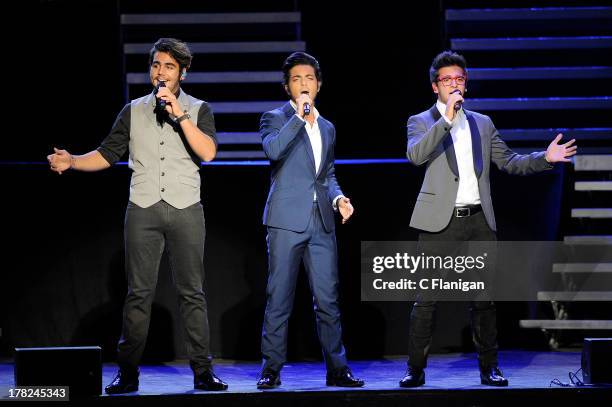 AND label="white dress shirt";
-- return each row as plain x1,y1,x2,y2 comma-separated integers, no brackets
290,100,322,174
437,100,481,206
